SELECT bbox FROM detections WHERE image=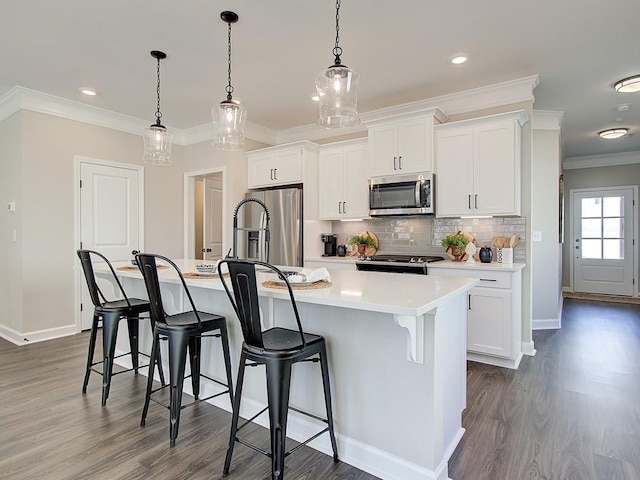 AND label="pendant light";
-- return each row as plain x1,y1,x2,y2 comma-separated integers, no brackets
315,0,360,128
213,11,246,150
142,50,173,165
